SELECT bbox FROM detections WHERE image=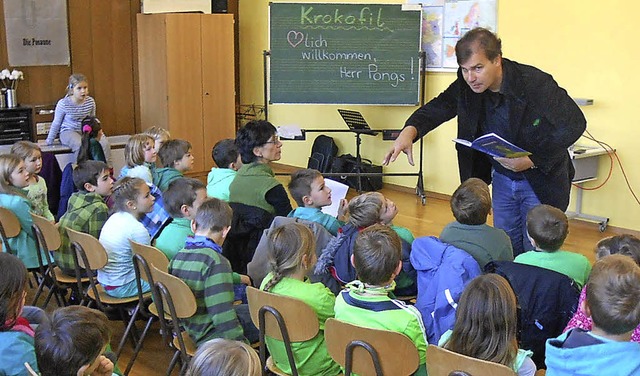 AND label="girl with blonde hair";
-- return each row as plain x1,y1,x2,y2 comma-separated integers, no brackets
10,141,54,221
0,154,49,269
119,134,157,184
45,73,111,166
